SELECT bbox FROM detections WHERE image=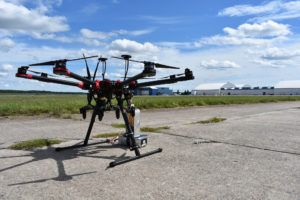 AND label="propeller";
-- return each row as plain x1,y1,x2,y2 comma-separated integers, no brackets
121,76,155,80
161,73,185,79
29,55,98,66
27,69,58,77
112,56,180,69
